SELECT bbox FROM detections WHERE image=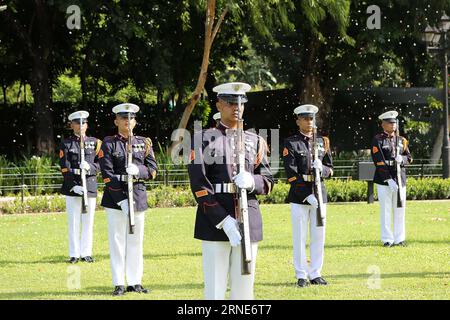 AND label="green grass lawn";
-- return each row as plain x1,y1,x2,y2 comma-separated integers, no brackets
0,201,448,300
